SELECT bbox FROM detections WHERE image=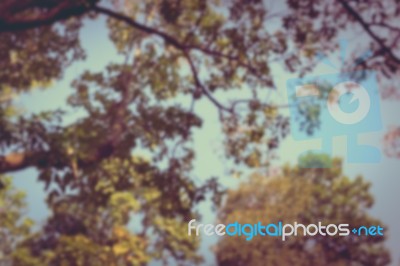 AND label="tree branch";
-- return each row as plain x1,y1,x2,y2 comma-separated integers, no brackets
337,0,400,65
183,50,235,115
0,1,89,32
0,140,119,174
0,152,34,173
94,5,260,77
94,5,265,115
92,5,186,50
